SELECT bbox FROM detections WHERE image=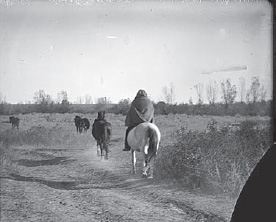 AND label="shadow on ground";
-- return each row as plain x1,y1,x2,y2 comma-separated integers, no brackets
1,172,156,191
15,157,76,167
